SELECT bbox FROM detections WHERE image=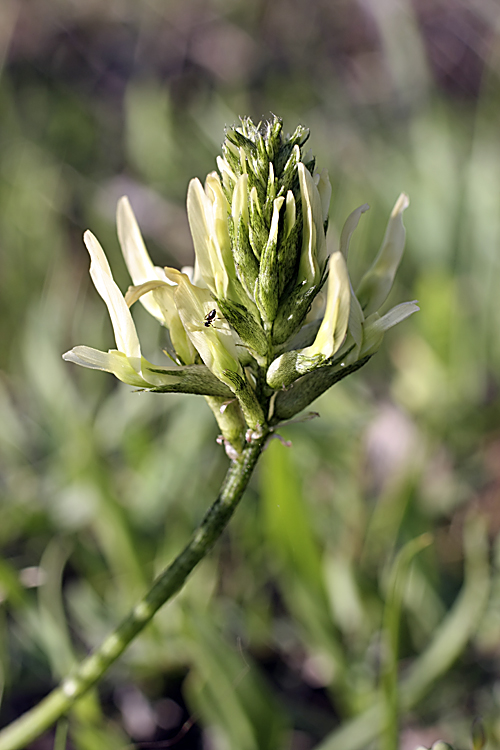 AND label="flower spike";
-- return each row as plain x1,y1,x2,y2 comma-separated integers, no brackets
64,115,417,449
